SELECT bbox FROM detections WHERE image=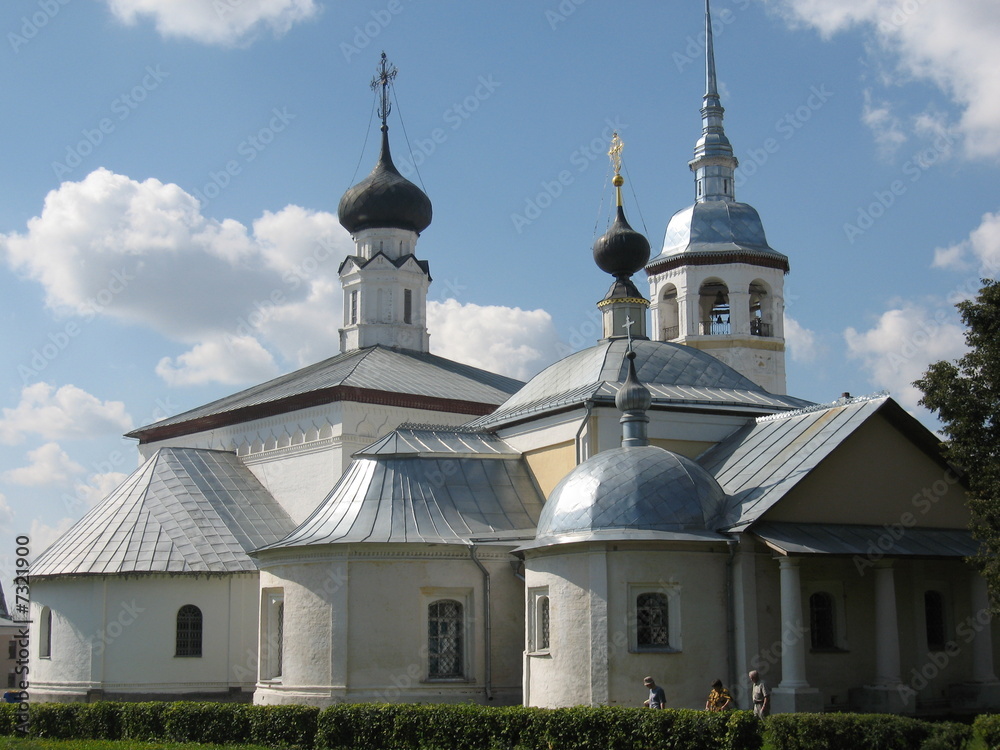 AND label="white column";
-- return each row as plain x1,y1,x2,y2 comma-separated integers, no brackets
729,290,750,335
588,549,609,706
970,573,998,684
777,556,809,688
874,562,902,686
